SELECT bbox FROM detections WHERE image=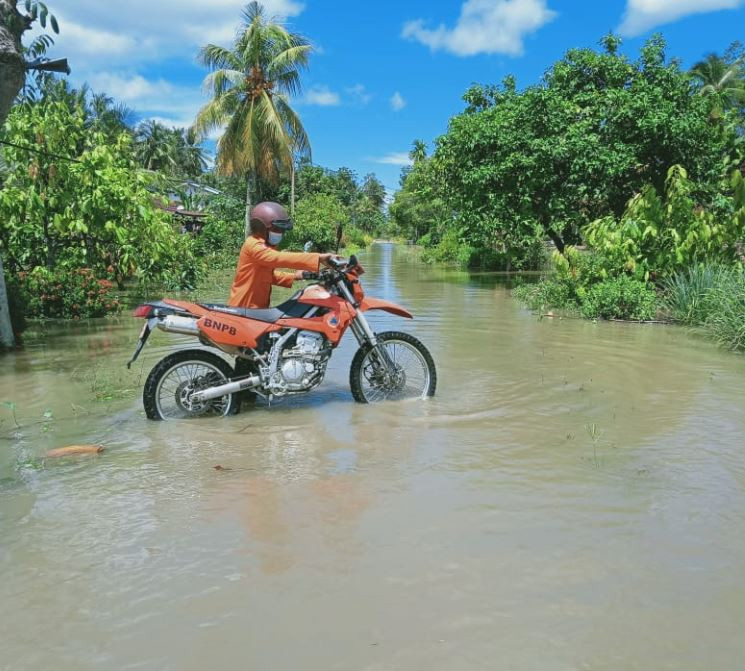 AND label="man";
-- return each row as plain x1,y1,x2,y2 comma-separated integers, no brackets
228,201,336,309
